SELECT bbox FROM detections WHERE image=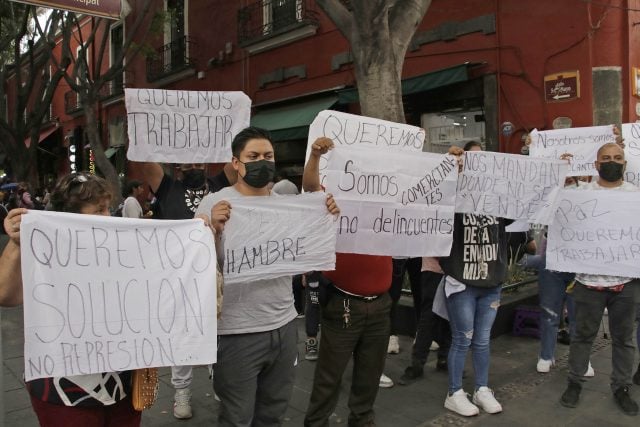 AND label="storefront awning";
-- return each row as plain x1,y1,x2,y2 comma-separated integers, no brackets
250,96,338,141
337,64,472,104
24,126,58,148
